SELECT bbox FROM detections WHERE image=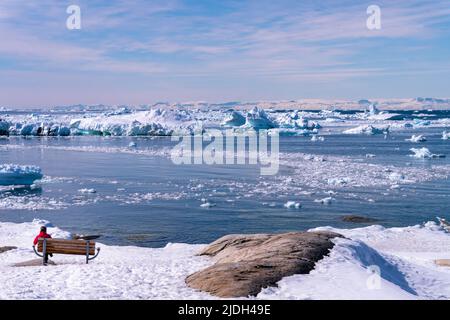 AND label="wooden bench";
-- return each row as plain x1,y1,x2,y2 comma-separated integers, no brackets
33,238,100,265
